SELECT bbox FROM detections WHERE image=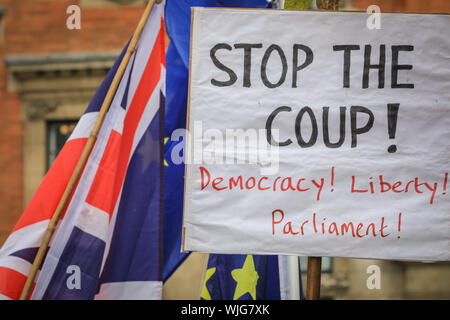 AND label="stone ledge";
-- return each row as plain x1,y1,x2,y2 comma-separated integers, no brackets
4,52,119,93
